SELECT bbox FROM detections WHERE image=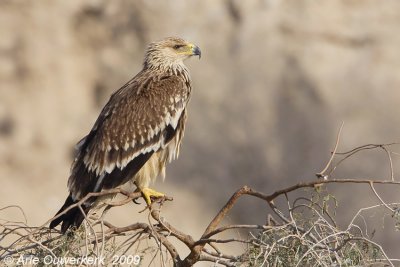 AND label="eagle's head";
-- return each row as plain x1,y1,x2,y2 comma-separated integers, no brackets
144,37,201,70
